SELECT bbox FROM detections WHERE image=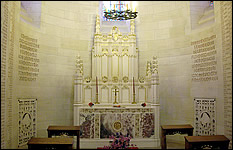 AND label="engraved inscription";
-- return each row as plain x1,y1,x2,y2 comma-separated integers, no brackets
220,1,232,148
18,34,39,81
191,35,218,82
1,1,9,148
